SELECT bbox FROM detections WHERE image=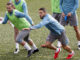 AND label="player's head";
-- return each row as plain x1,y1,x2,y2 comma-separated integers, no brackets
39,8,47,19
6,2,14,13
